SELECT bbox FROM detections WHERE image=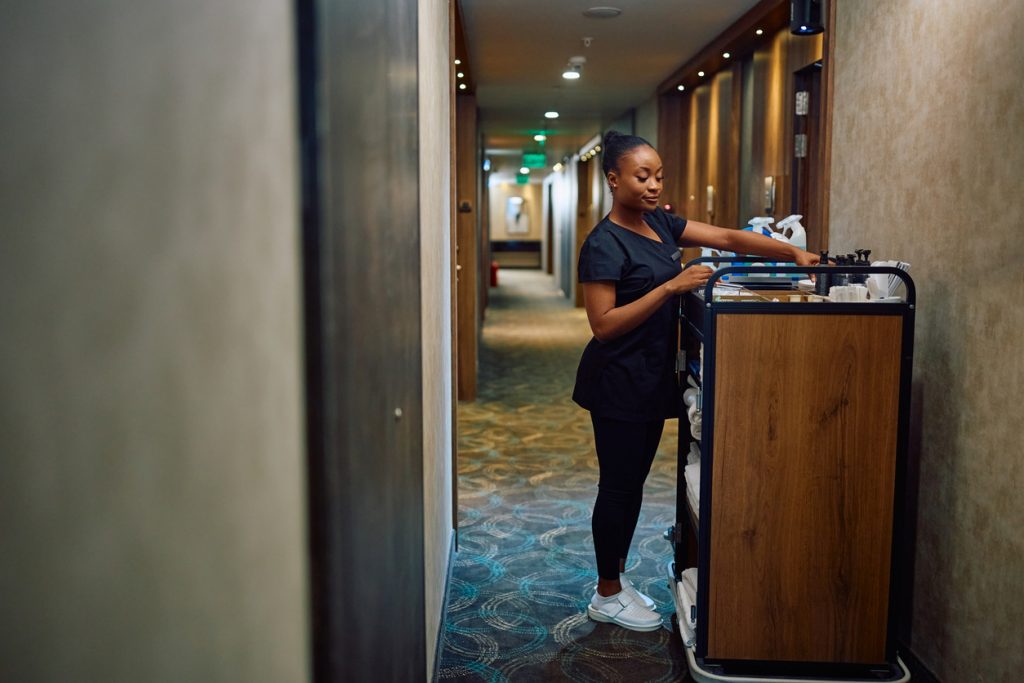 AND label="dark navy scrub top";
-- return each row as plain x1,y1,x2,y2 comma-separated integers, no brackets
572,207,687,421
